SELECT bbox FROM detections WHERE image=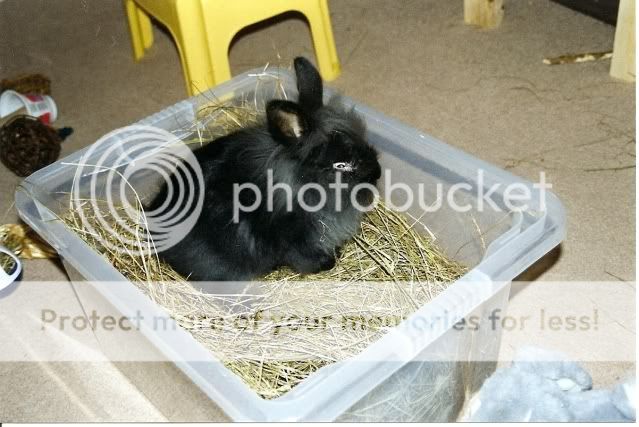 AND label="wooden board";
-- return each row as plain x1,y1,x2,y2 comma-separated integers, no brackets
464,0,504,29
610,0,635,81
